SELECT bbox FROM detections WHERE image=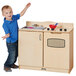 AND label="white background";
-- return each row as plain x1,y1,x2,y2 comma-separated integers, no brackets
0,0,76,76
